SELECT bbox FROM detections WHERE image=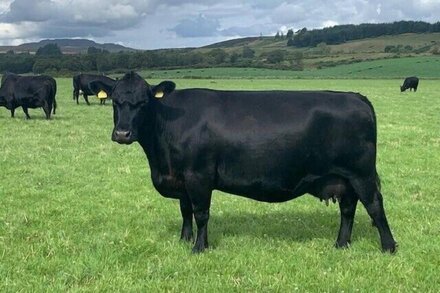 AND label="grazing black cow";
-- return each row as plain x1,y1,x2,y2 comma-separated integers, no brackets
73,73,116,105
91,72,397,254
0,74,57,119
400,76,419,92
